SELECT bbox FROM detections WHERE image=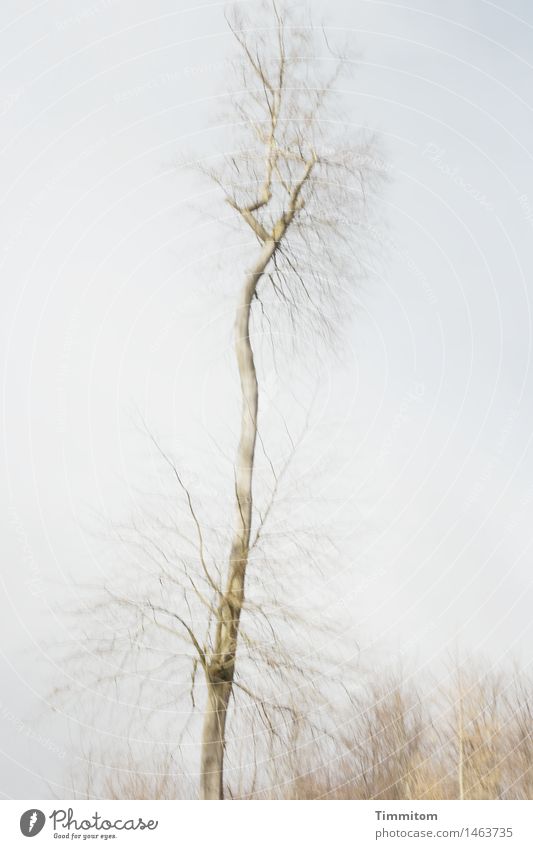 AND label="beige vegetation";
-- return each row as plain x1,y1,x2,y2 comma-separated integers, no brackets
61,0,385,801
56,2,531,802
76,666,533,800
